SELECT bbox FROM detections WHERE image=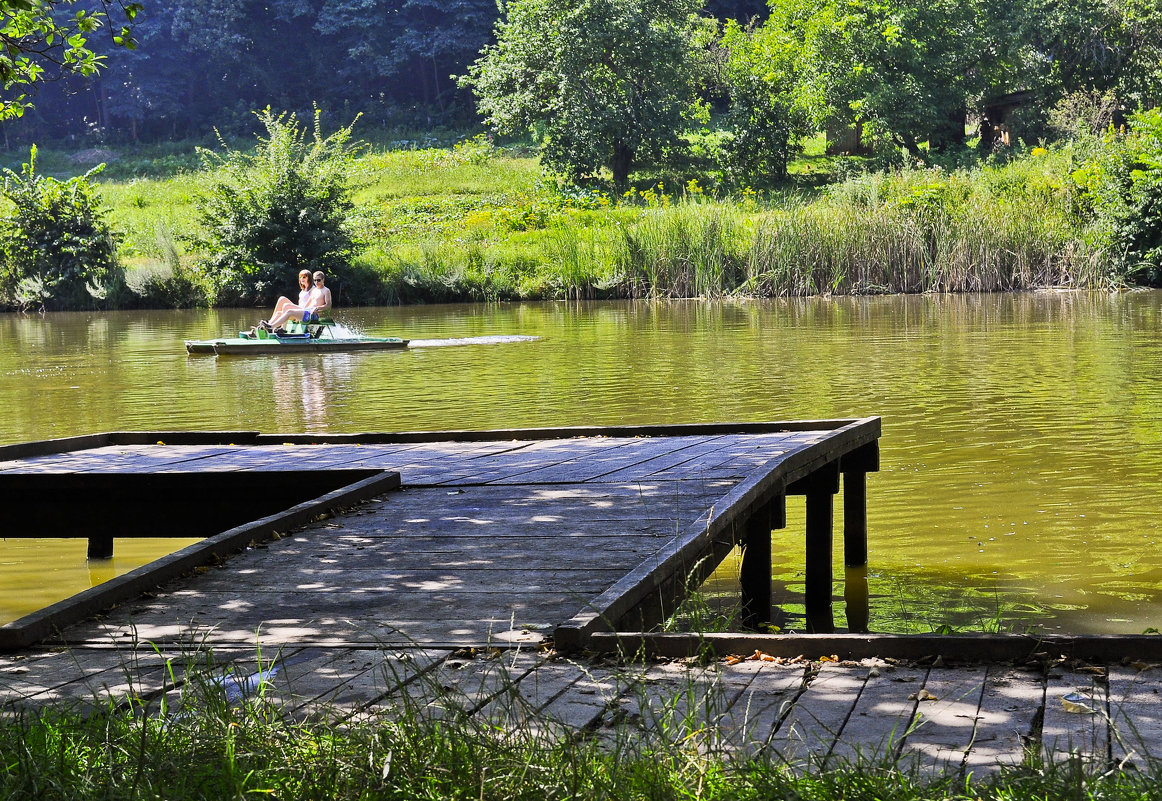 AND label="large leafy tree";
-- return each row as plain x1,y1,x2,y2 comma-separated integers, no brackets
462,0,705,189
1015,0,1162,108
754,0,1017,156
719,18,809,182
0,0,141,119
